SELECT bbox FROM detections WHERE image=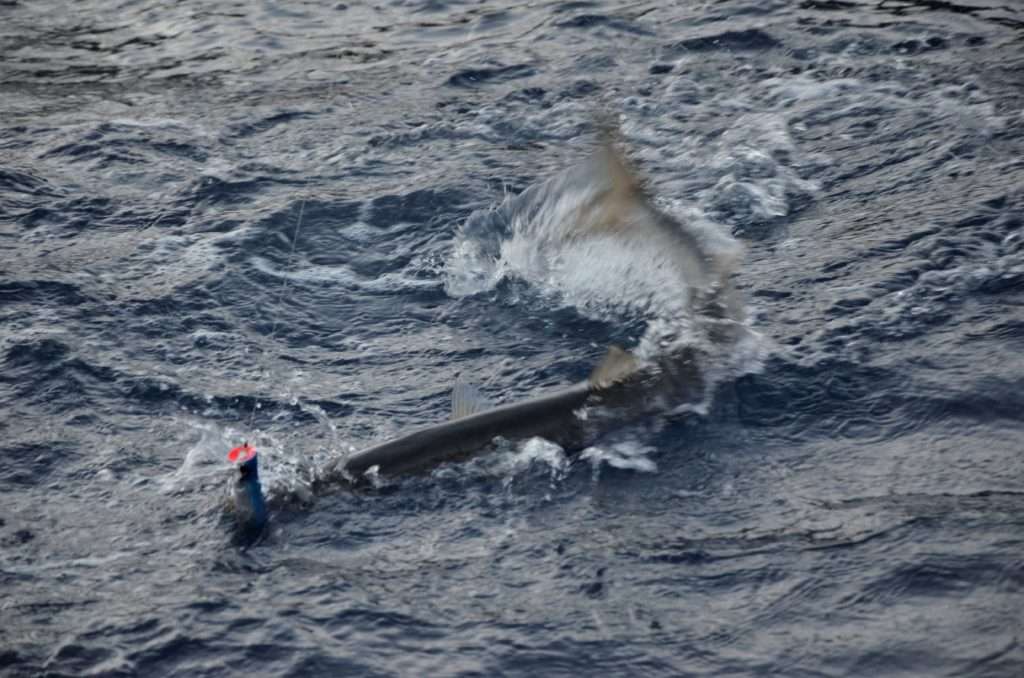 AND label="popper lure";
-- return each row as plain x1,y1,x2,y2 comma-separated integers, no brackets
229,443,267,536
